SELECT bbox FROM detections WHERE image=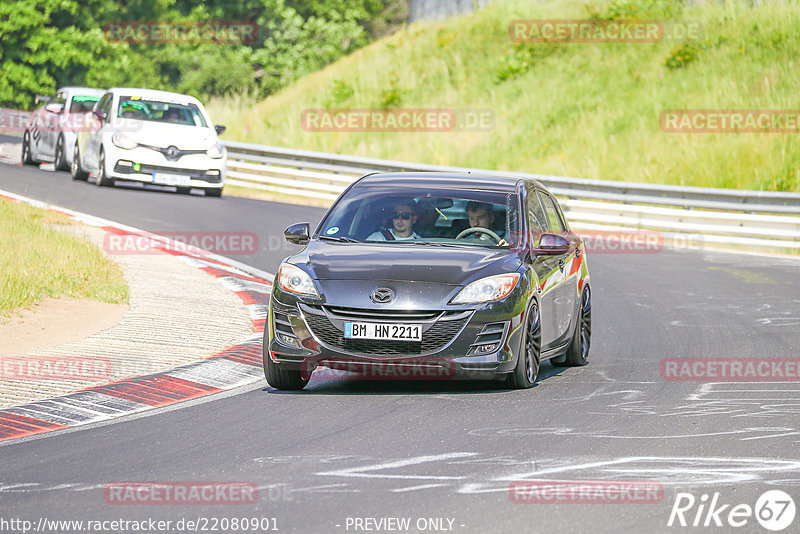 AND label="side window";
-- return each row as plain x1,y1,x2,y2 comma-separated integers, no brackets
526,191,547,240
528,192,547,234
550,195,570,232
100,94,113,115
537,191,565,233
53,92,67,108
